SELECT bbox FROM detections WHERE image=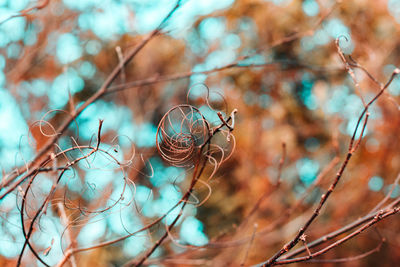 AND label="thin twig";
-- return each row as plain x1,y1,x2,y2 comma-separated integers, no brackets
0,0,183,199
258,57,400,267
241,224,258,267
272,208,398,265
57,202,77,267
